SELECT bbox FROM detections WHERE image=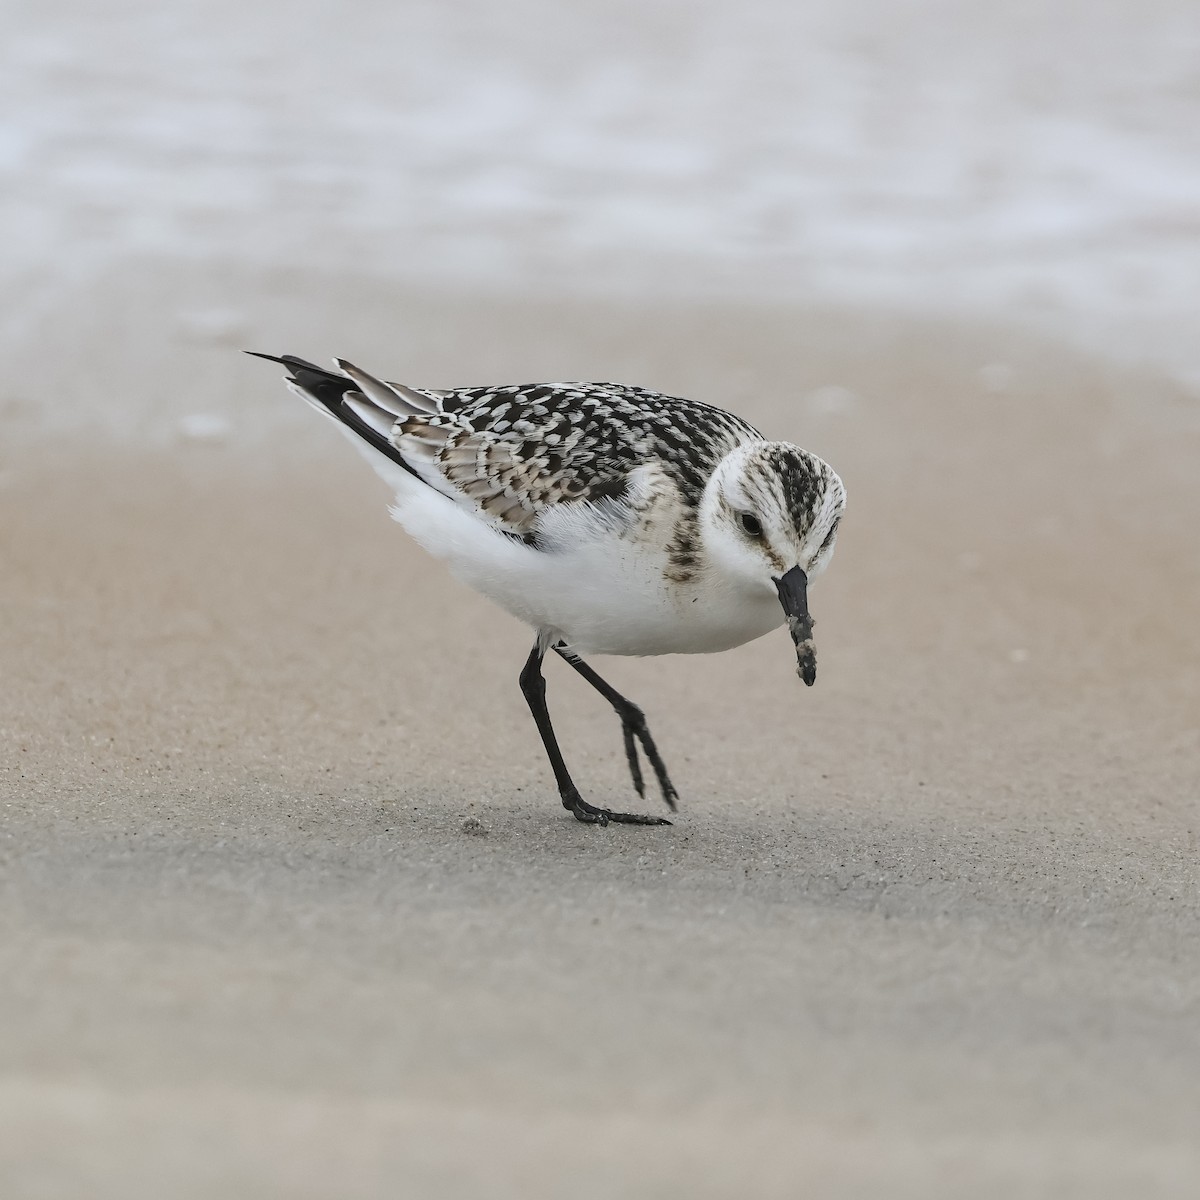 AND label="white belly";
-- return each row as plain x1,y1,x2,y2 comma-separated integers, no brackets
383,461,783,658
491,533,785,657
